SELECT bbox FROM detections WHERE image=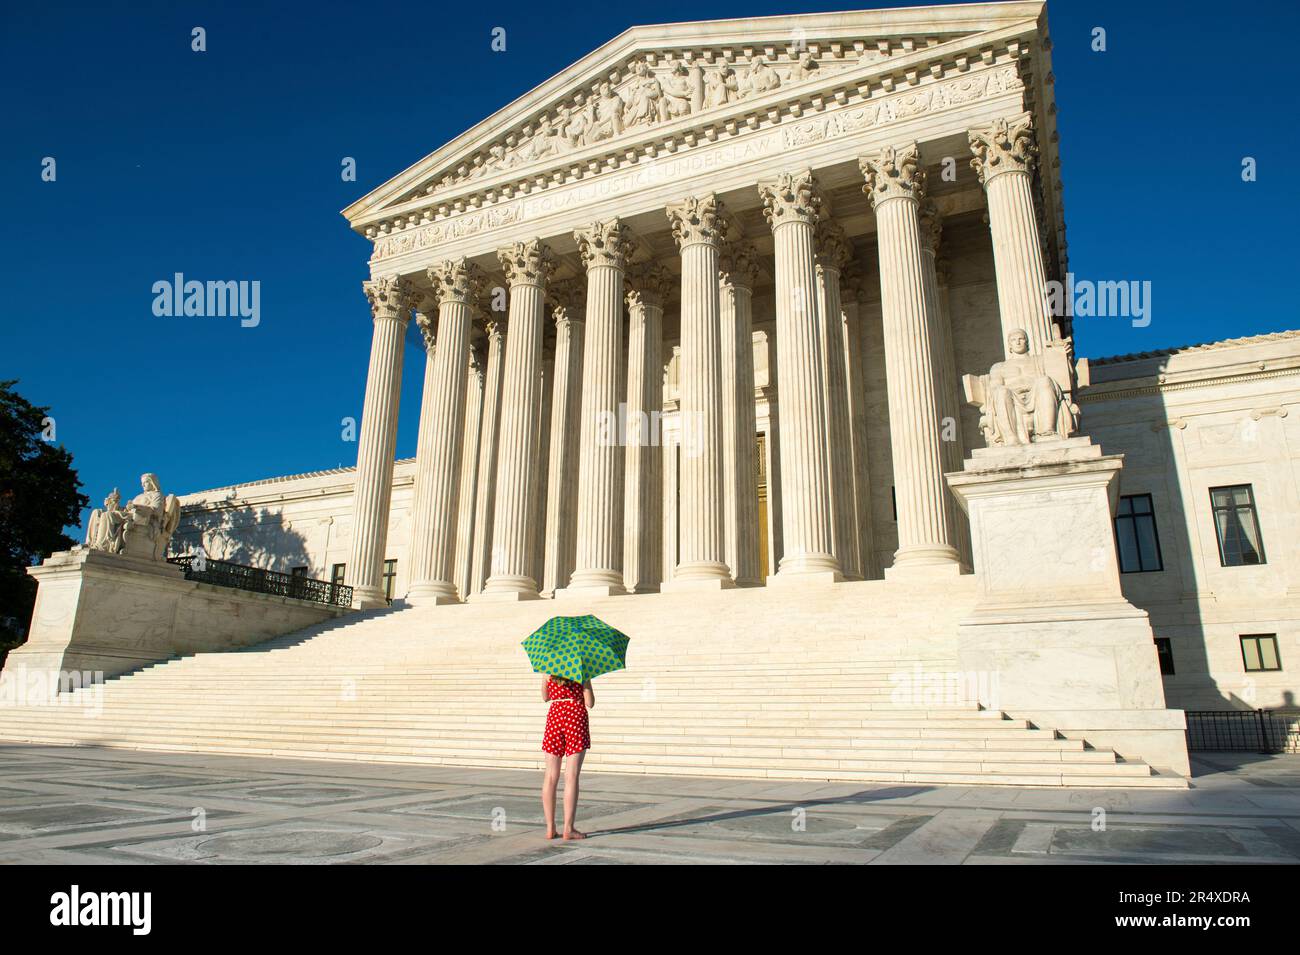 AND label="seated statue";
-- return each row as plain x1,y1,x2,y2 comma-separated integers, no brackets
85,488,125,554
93,473,181,561
963,329,1079,447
